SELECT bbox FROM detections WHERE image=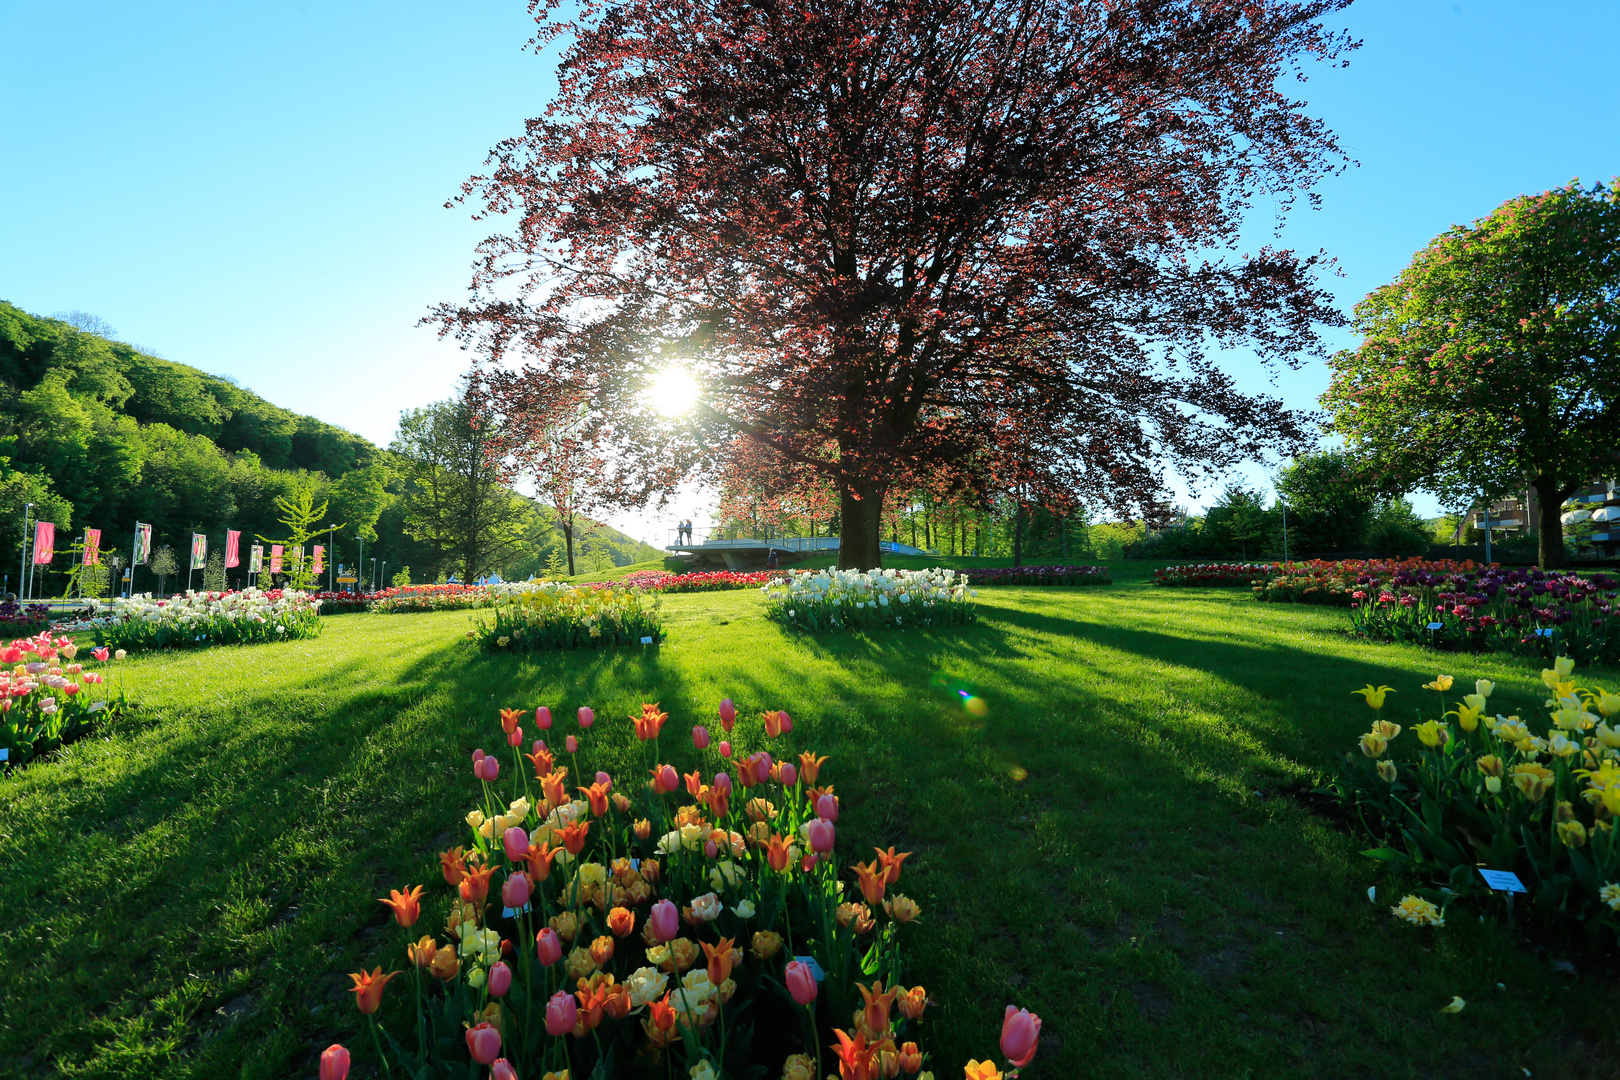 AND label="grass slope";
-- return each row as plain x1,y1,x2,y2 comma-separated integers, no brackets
2,584,1618,1078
